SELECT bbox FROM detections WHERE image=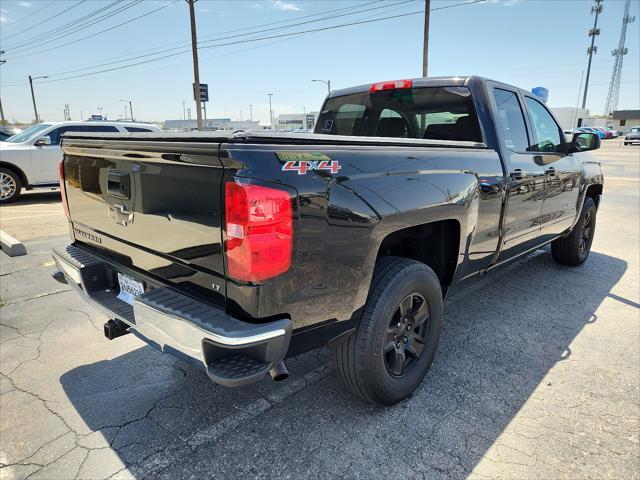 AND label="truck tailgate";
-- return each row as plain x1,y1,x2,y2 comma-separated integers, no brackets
61,137,226,303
